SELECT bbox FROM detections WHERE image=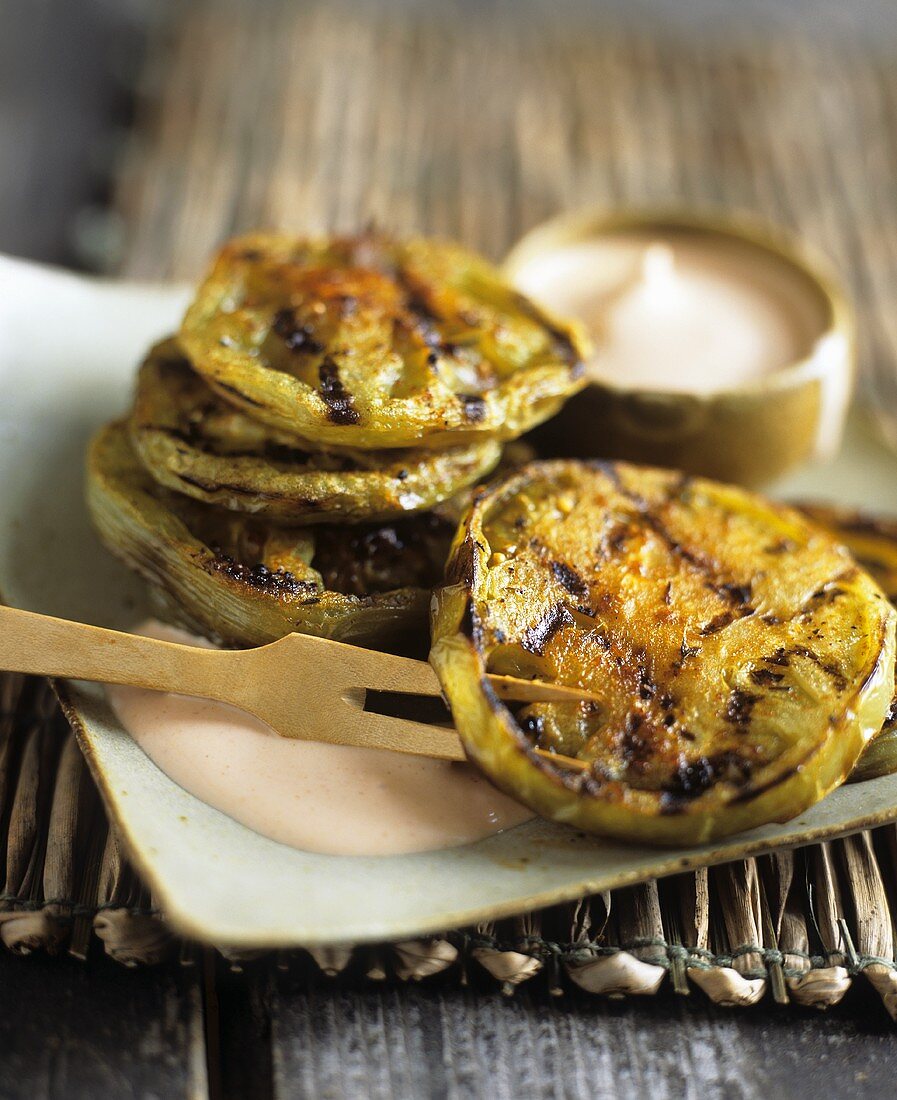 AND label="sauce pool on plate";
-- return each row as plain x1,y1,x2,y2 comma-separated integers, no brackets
106,621,533,857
